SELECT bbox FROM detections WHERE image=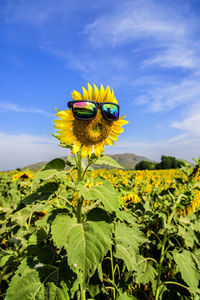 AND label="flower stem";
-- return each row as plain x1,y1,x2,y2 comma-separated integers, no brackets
110,245,116,300
77,151,82,184
155,195,182,300
74,151,84,223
